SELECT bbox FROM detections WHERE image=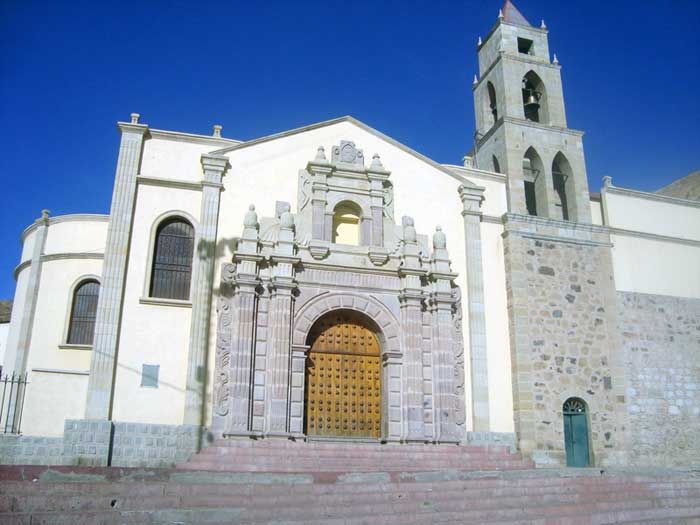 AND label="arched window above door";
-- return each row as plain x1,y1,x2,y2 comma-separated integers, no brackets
332,202,361,246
